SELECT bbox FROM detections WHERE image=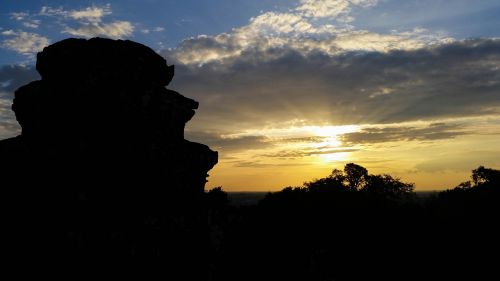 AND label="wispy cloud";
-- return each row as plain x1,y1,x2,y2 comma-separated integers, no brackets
38,5,111,22
186,130,272,152
39,4,134,39
1,31,49,56
140,26,164,34
1,4,134,56
9,11,41,29
342,123,470,144
0,12,46,56
67,4,112,23
297,0,378,21
262,148,358,159
62,21,134,38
